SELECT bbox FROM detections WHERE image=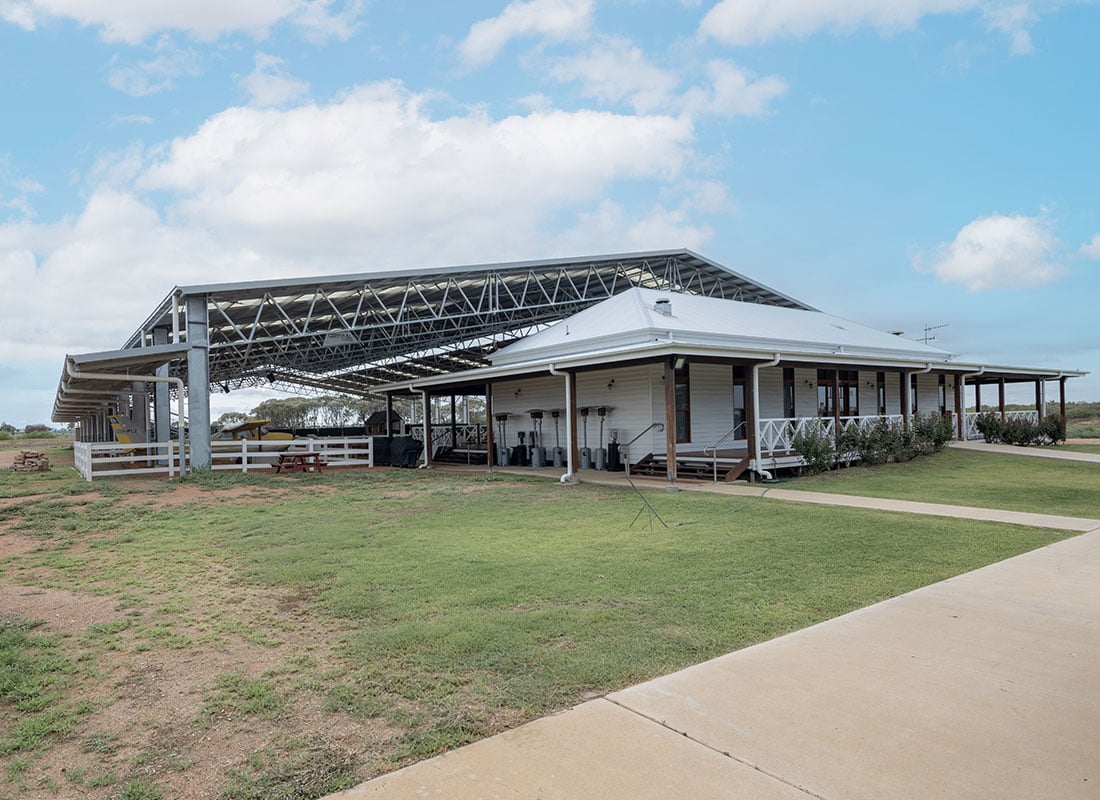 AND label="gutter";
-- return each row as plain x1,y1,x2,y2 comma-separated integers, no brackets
547,363,576,483
64,361,187,478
